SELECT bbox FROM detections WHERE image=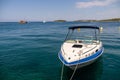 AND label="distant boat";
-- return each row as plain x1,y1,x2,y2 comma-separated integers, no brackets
58,26,104,70
43,20,46,23
19,20,27,24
